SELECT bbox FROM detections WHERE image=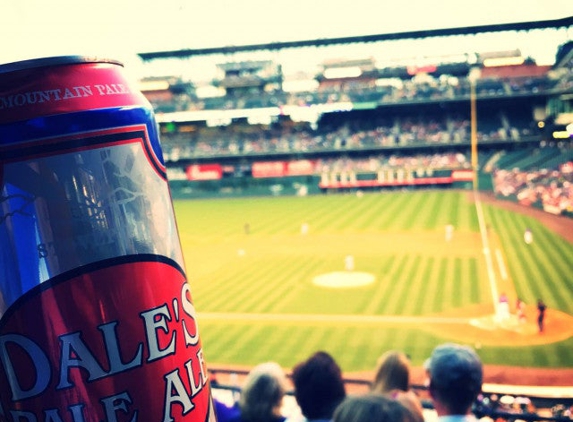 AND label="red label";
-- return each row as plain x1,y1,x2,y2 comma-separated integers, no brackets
0,62,148,124
0,258,215,422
